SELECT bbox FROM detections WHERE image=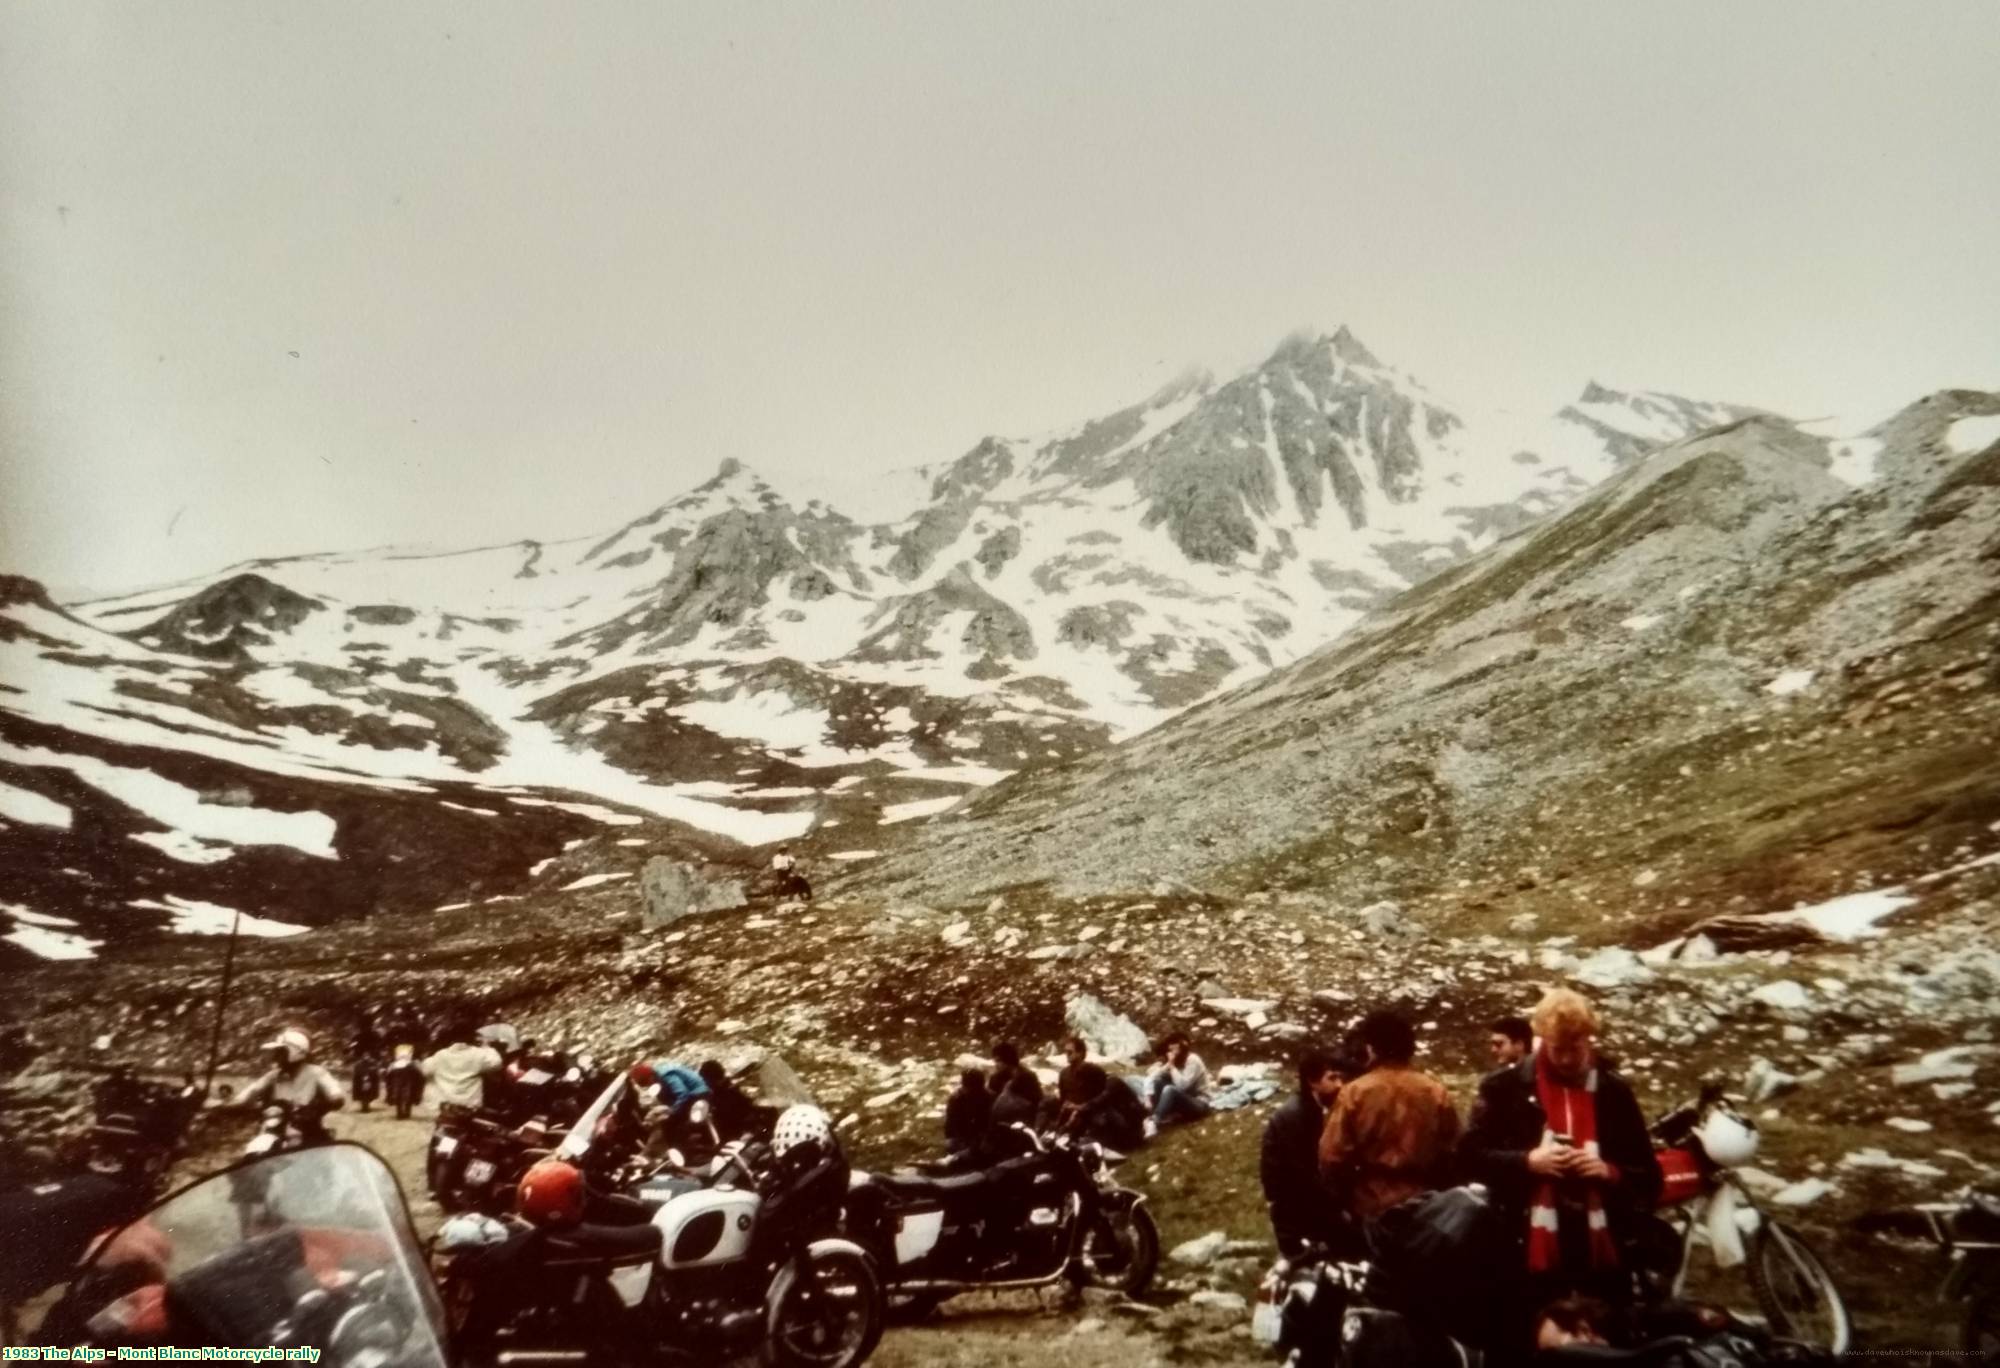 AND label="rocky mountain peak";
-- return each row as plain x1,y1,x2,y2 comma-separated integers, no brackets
132,572,325,661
